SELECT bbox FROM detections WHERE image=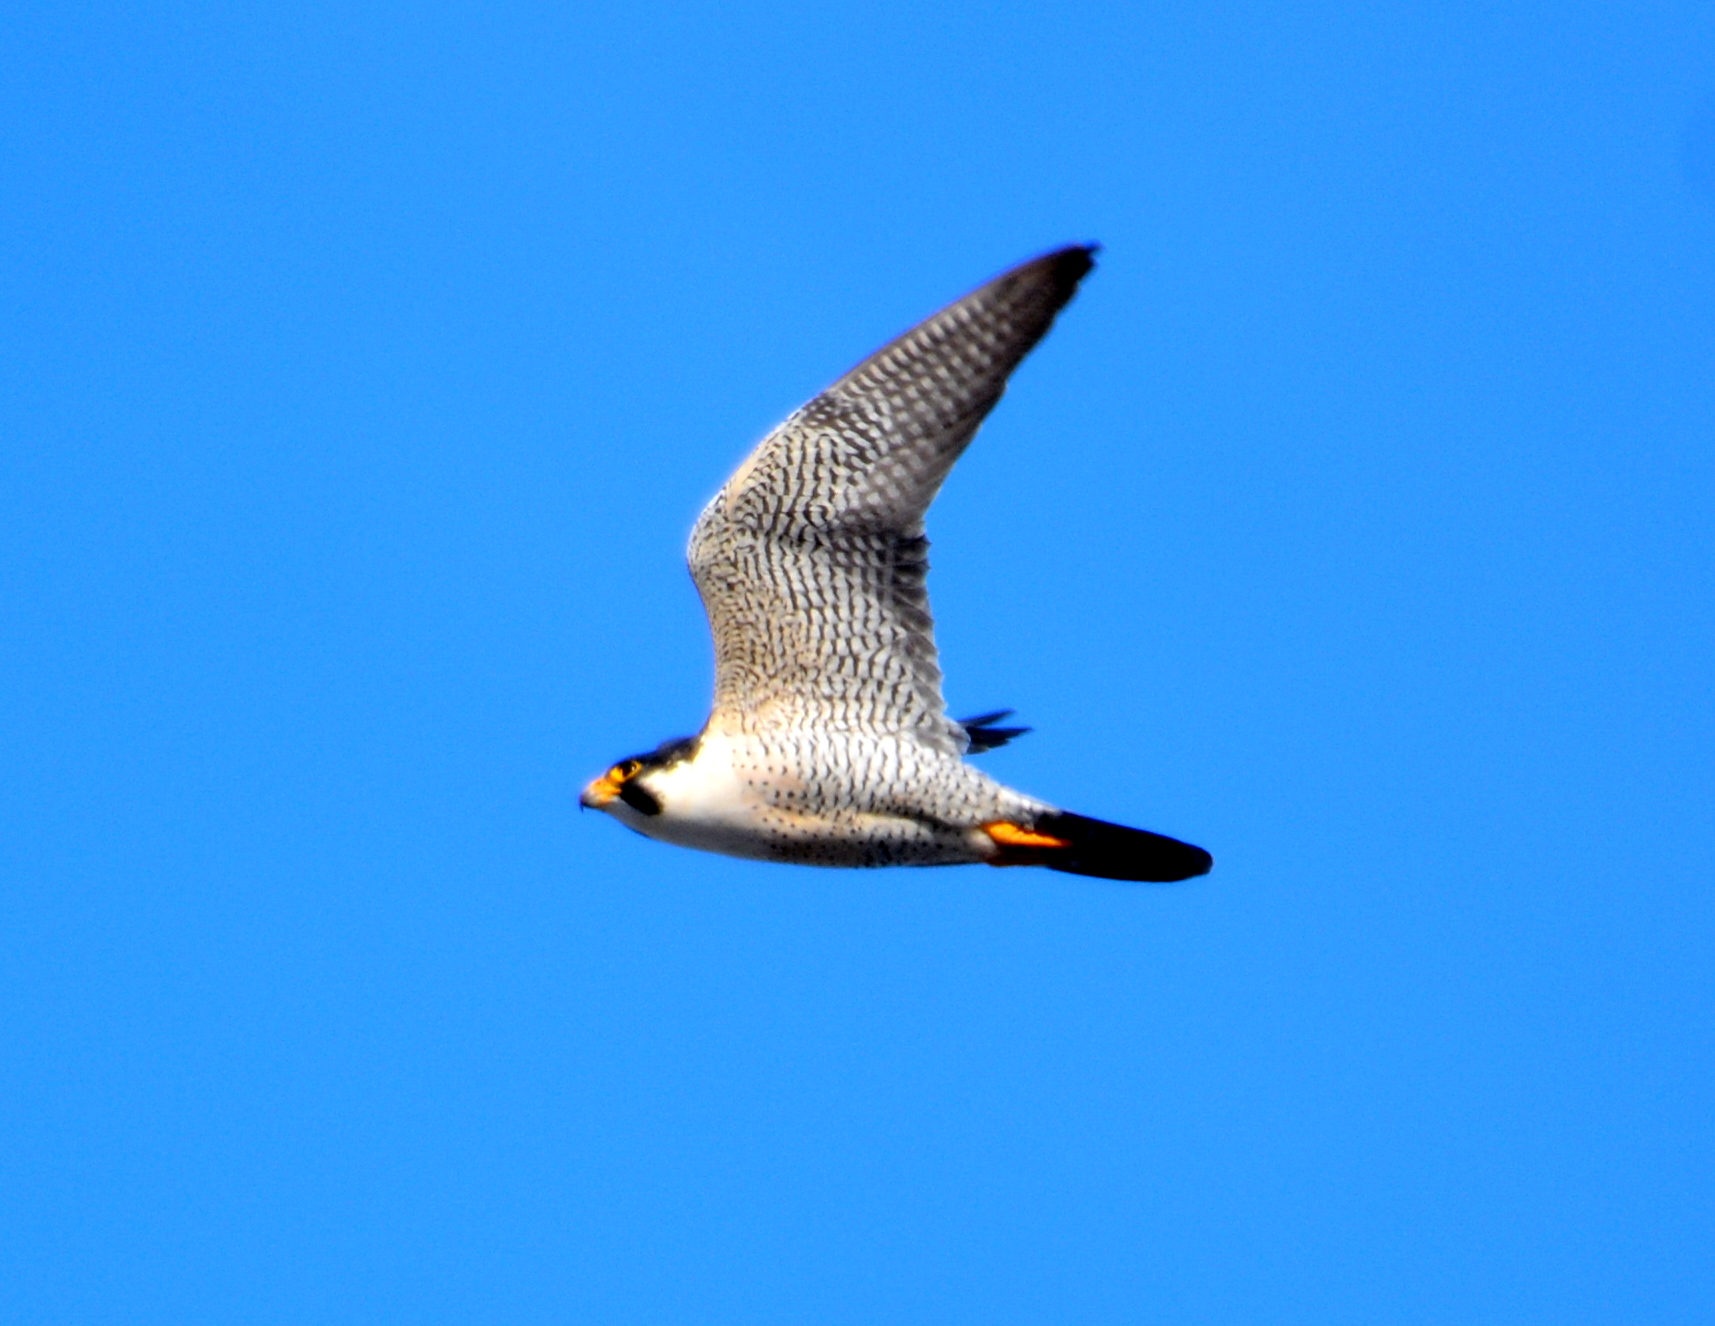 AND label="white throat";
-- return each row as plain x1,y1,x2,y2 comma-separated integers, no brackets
602,733,771,860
